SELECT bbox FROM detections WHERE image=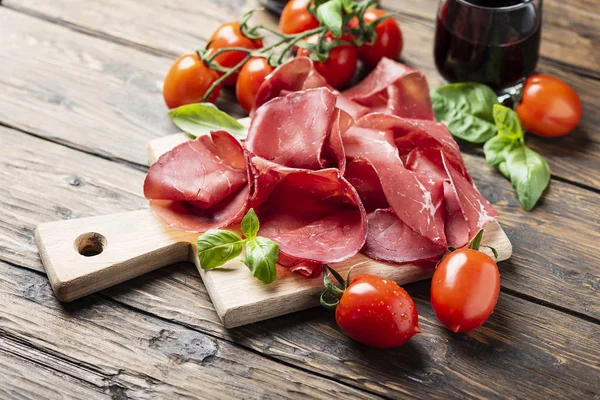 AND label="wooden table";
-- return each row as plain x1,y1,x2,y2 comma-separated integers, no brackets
1,0,598,398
